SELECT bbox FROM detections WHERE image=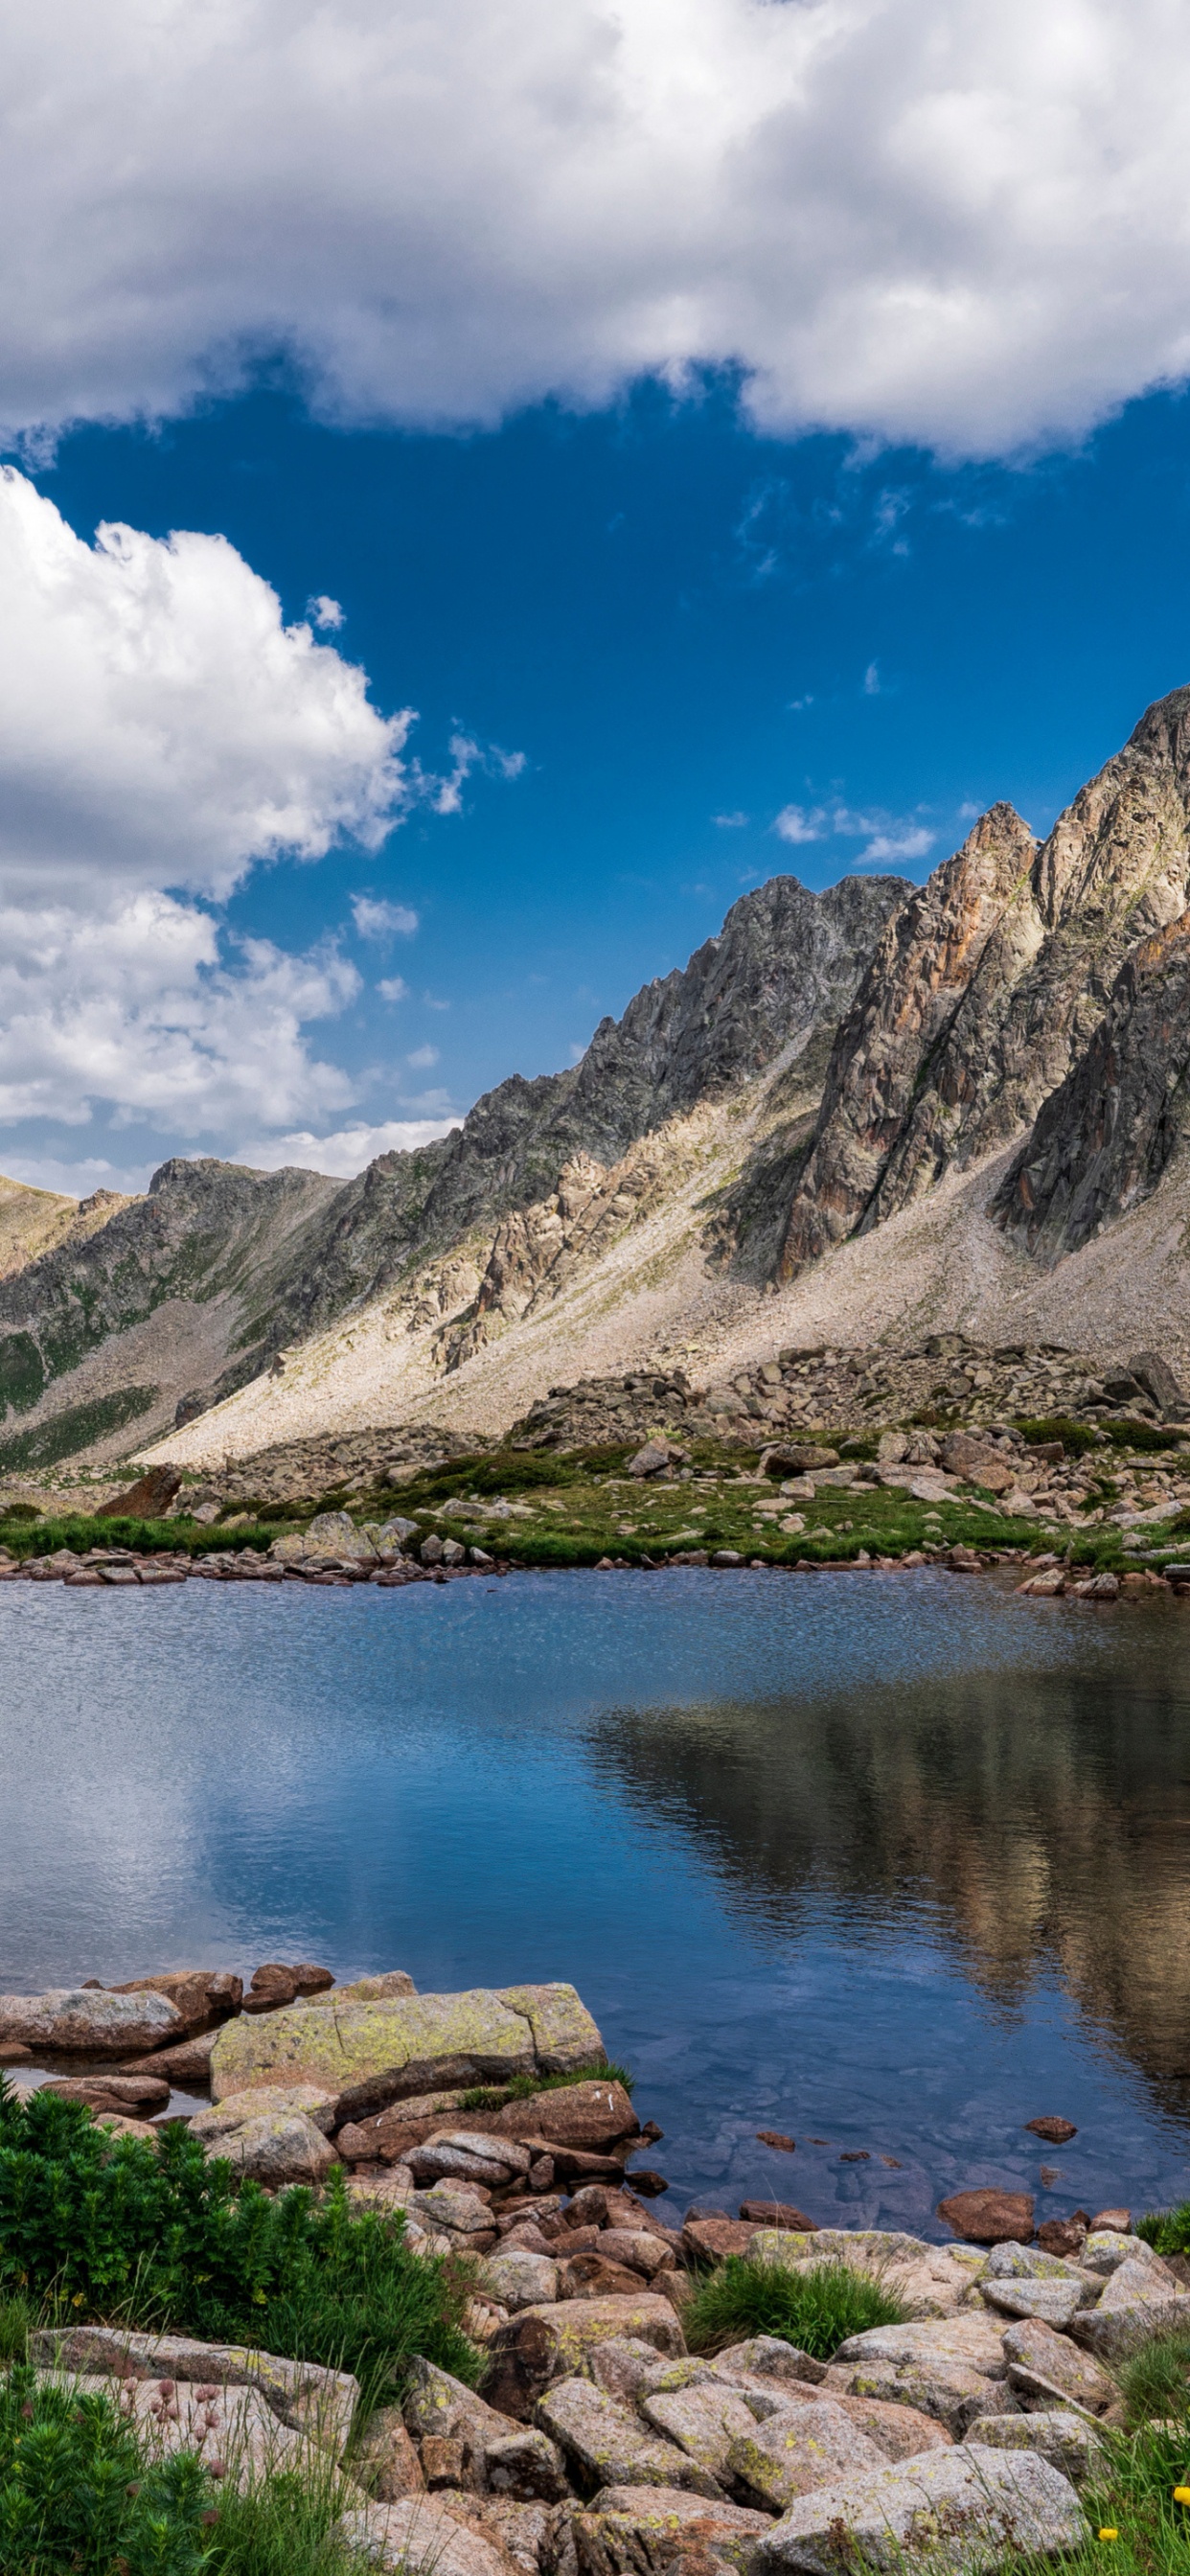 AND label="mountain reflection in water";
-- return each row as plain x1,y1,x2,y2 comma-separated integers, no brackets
3,1568,1190,2226
586,1625,1190,2122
